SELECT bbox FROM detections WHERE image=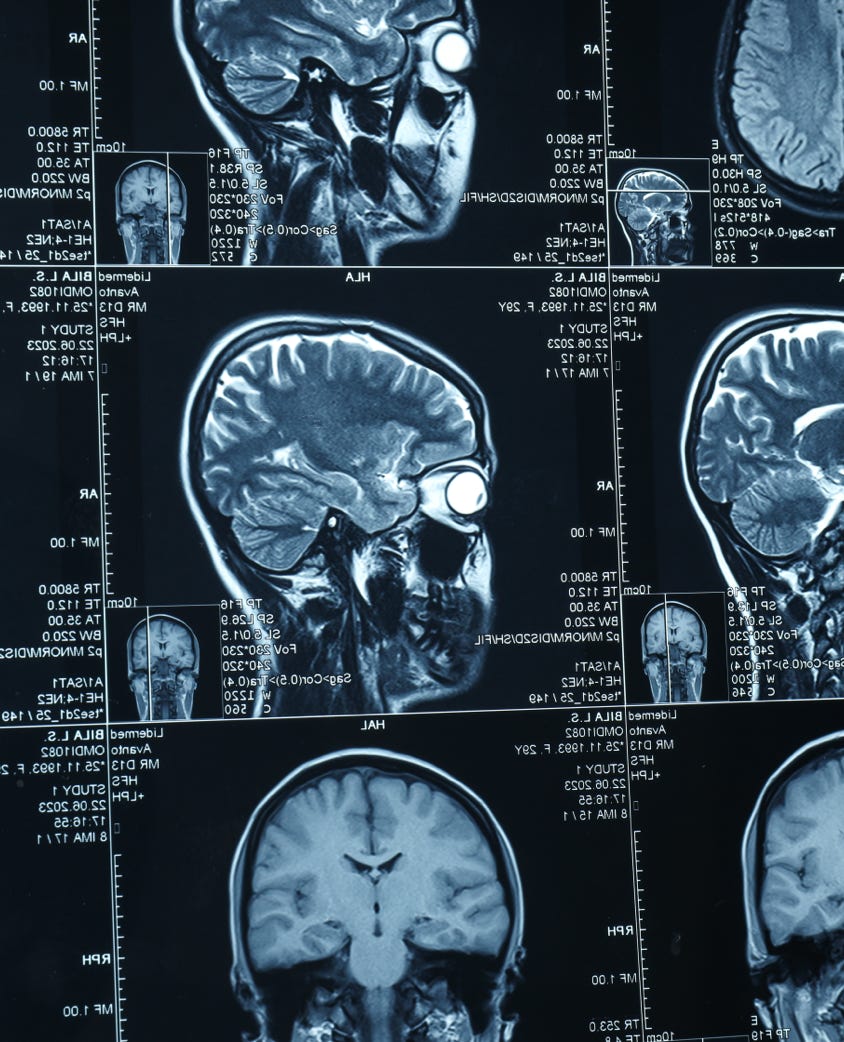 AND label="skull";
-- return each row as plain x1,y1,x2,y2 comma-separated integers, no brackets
614,169,693,266
182,316,495,715
174,0,477,264
743,732,844,1042
115,160,187,264
684,313,844,698
640,600,707,703
230,750,524,1042
126,613,200,720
